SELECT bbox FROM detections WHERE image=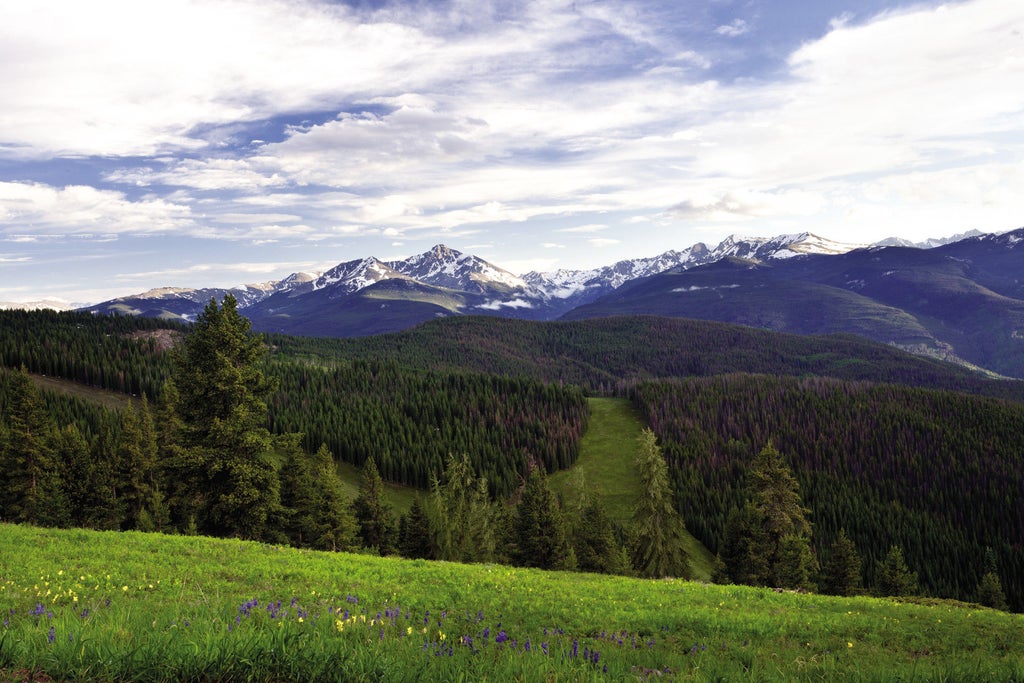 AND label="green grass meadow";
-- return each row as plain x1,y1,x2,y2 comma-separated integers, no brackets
550,398,717,580
2,524,1021,682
